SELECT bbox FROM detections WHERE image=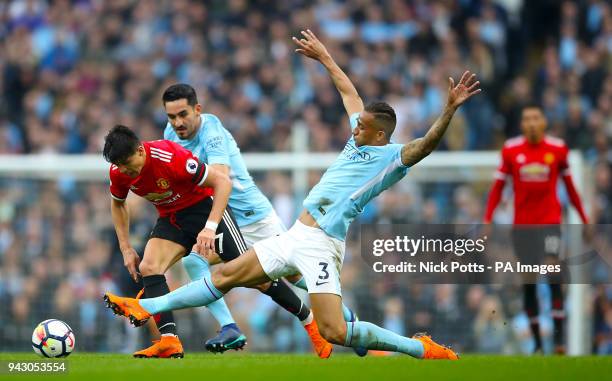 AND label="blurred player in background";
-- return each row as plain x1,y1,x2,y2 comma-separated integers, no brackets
105,125,234,358
104,29,481,360
161,83,338,357
484,104,590,354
